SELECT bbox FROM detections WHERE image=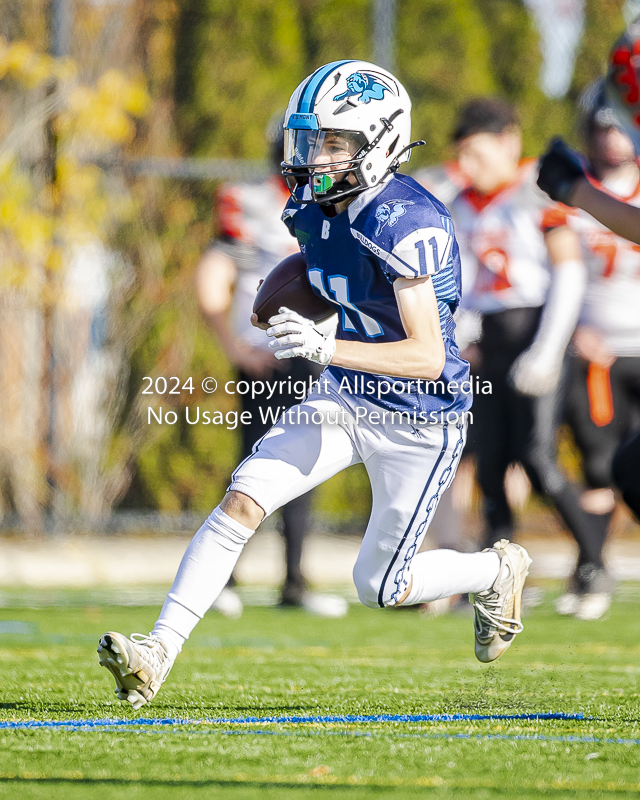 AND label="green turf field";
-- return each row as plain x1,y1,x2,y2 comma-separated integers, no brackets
1,587,640,799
